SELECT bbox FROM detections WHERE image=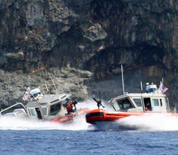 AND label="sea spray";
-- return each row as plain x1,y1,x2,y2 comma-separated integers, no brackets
117,114,178,132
